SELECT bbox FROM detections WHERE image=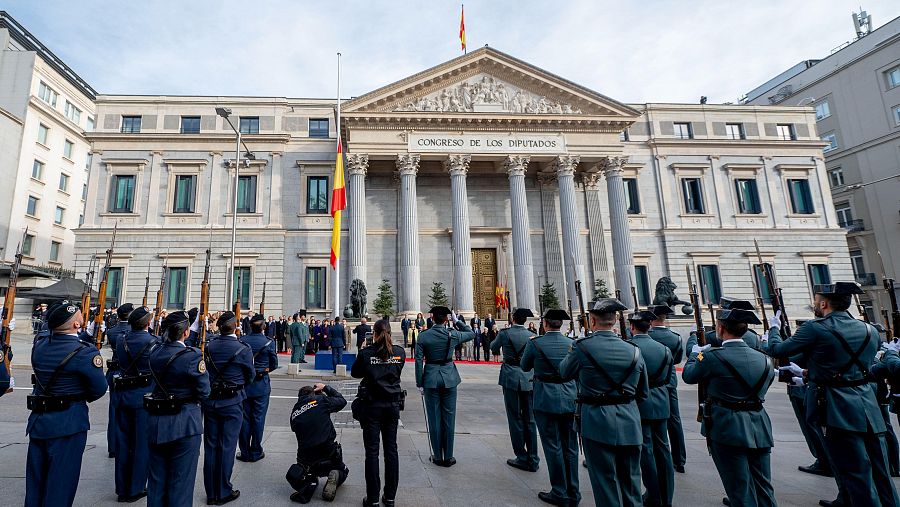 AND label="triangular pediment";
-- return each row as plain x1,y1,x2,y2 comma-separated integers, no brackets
342,47,639,120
